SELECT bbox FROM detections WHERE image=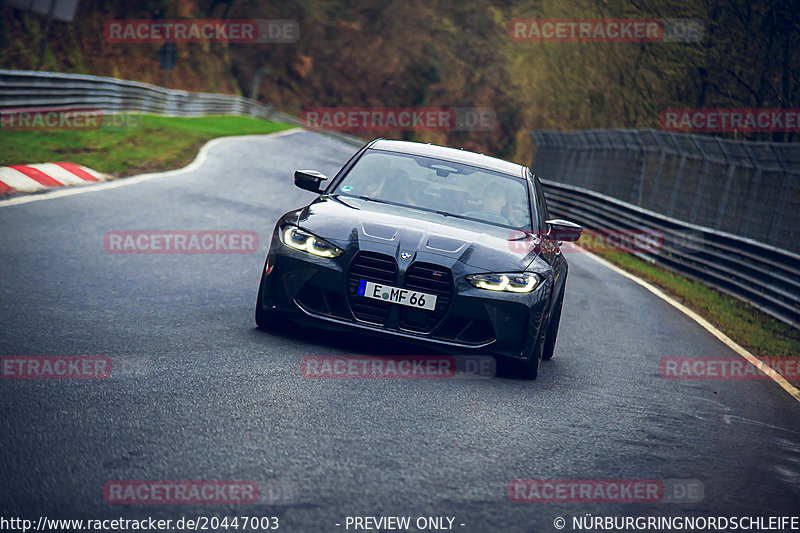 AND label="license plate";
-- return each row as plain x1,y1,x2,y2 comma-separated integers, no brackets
357,280,437,311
